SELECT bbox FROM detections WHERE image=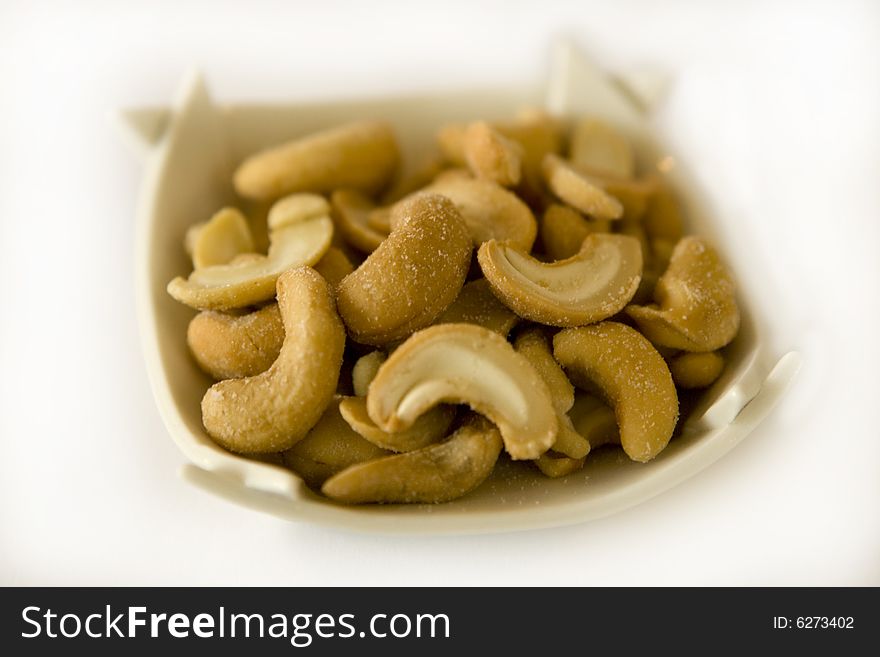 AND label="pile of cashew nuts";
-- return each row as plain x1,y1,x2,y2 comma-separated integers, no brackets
167,113,740,504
